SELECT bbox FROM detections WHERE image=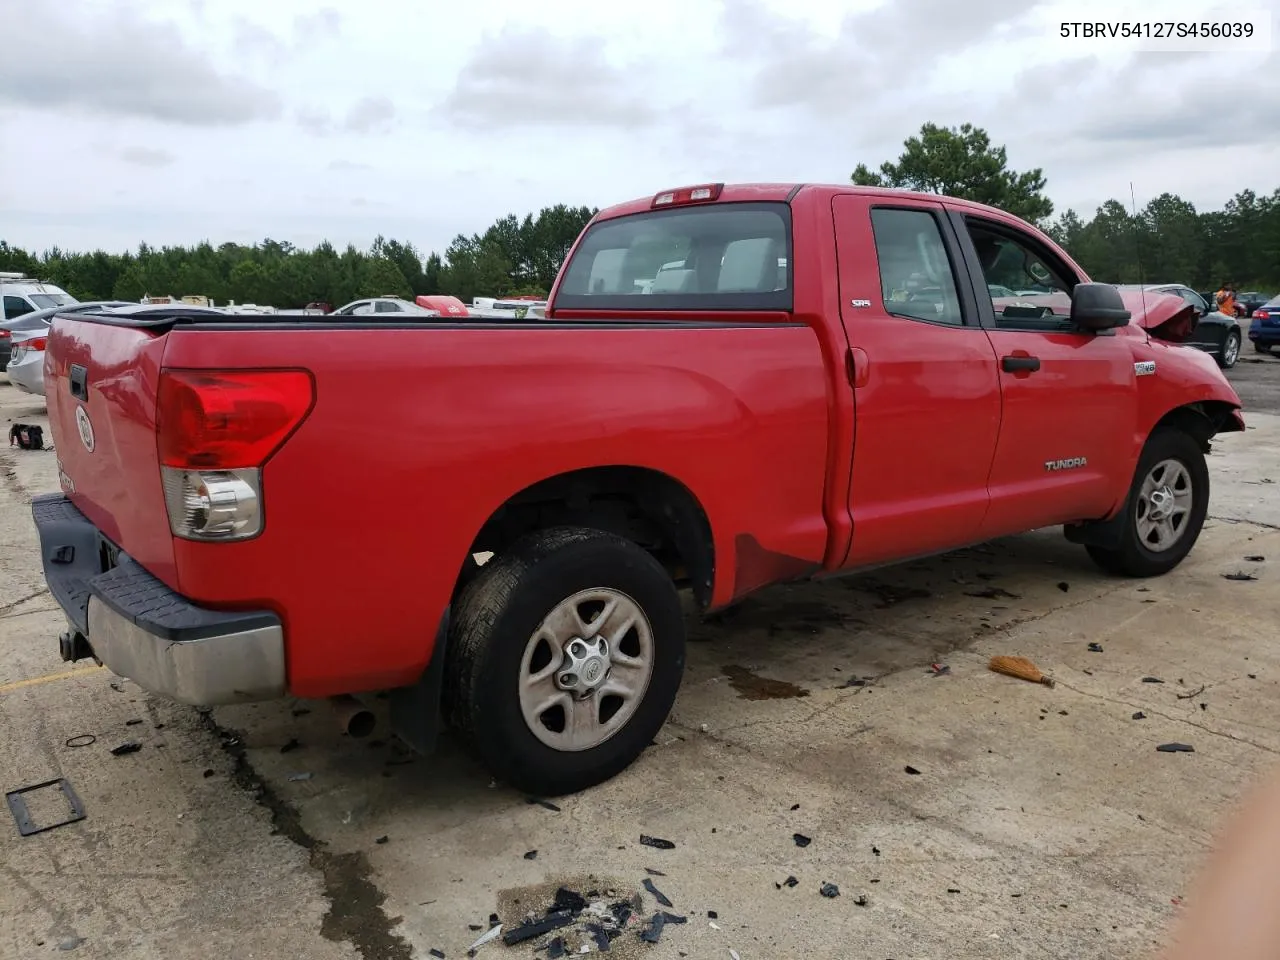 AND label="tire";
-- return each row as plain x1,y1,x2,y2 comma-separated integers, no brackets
1085,427,1209,578
443,526,686,796
1219,329,1241,368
